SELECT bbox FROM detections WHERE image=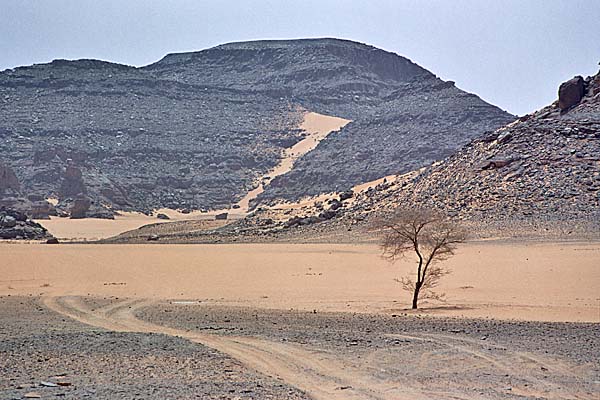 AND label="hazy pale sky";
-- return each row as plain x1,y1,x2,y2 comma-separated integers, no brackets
1,0,598,115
